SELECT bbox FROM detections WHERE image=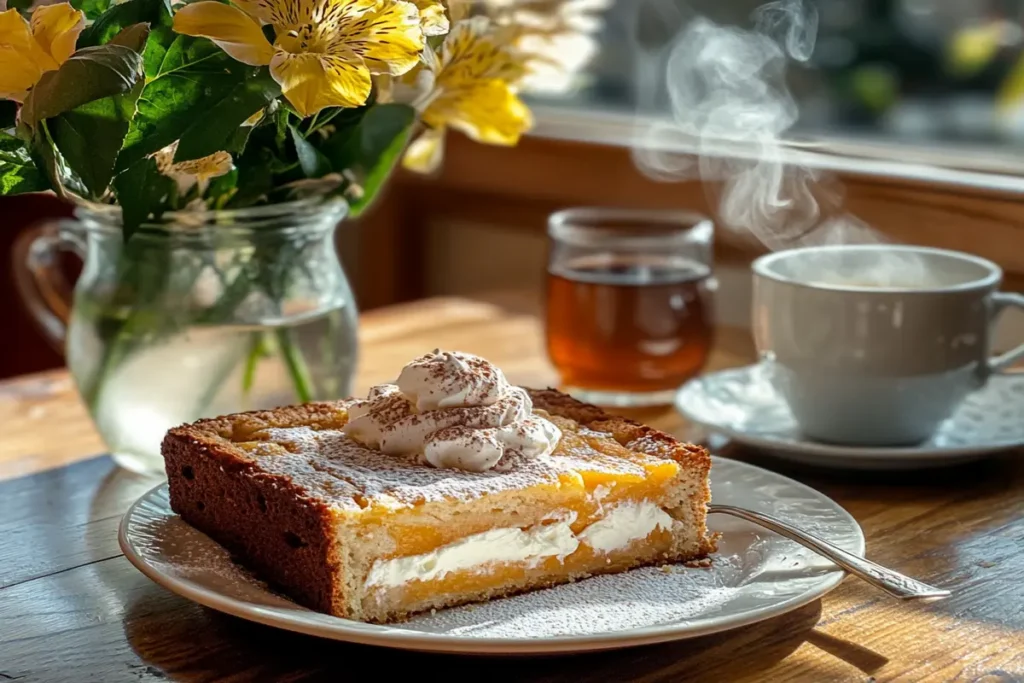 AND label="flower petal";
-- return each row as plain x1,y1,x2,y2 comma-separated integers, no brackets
430,79,532,145
0,9,36,54
340,0,424,76
438,16,525,84
159,148,233,195
0,45,43,102
173,1,274,66
236,0,356,29
270,49,372,116
411,0,448,36
402,128,445,173
374,73,394,102
174,150,234,180
243,108,265,126
30,3,84,67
